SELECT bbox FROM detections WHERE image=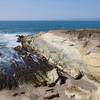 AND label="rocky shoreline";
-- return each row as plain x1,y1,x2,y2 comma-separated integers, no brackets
0,29,100,100
18,29,100,81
